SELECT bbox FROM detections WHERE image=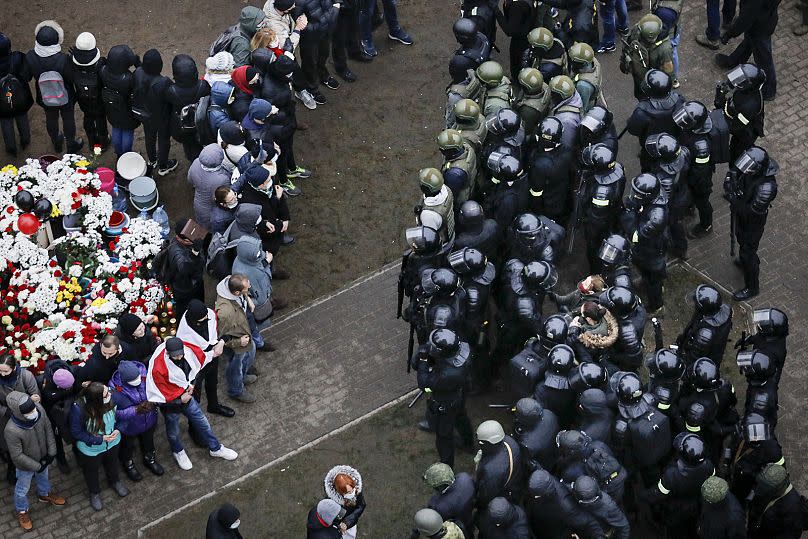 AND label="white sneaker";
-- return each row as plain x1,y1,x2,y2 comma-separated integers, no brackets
209,445,238,460
295,90,317,110
173,450,192,470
